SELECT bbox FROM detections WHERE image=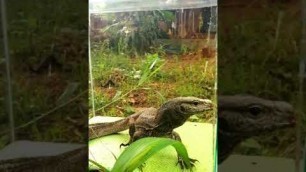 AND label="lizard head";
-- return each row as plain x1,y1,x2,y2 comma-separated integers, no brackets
218,95,295,137
162,96,213,115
